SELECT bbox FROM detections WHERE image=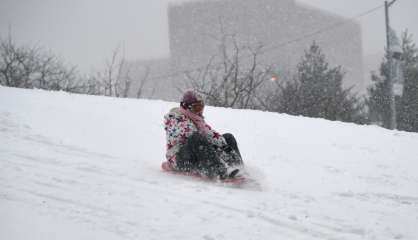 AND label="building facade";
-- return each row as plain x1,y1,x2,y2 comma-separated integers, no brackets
167,0,364,96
